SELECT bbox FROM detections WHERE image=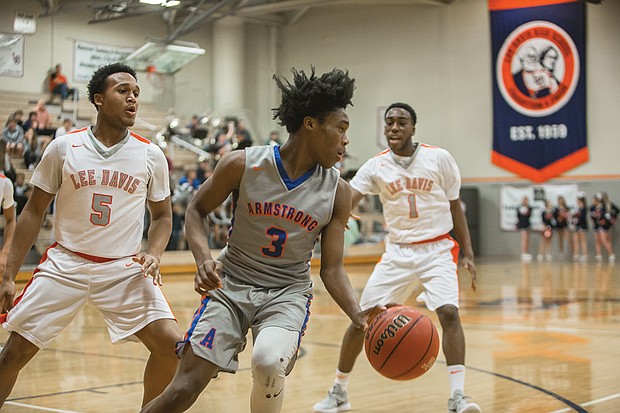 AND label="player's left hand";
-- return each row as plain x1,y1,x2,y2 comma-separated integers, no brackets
354,304,386,331
133,253,162,286
461,255,477,292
